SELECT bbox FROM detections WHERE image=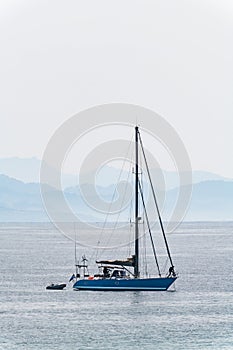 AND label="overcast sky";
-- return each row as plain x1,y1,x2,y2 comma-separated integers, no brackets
0,0,232,177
